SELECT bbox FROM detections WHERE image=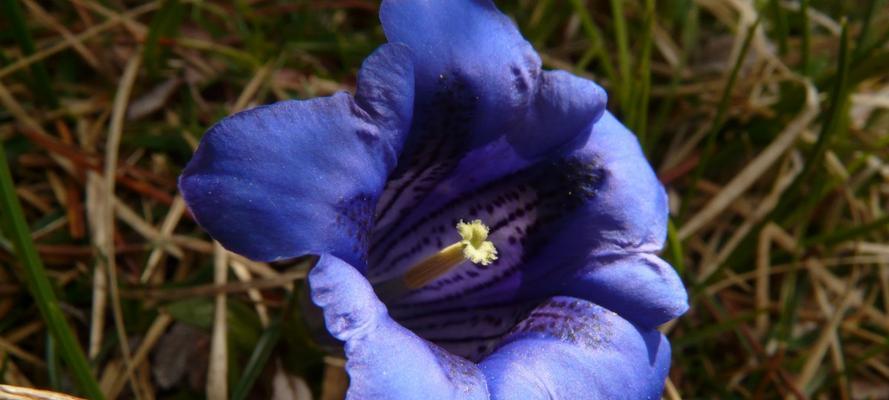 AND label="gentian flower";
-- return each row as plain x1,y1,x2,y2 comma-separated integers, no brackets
179,0,688,398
